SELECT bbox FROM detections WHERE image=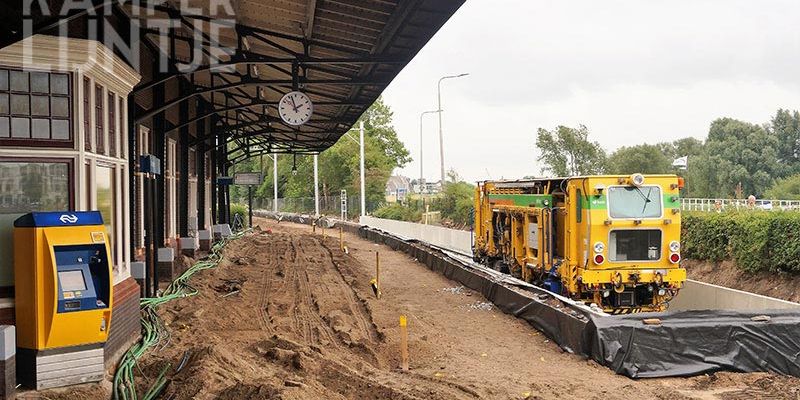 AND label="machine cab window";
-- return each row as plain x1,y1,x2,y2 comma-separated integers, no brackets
607,185,662,219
